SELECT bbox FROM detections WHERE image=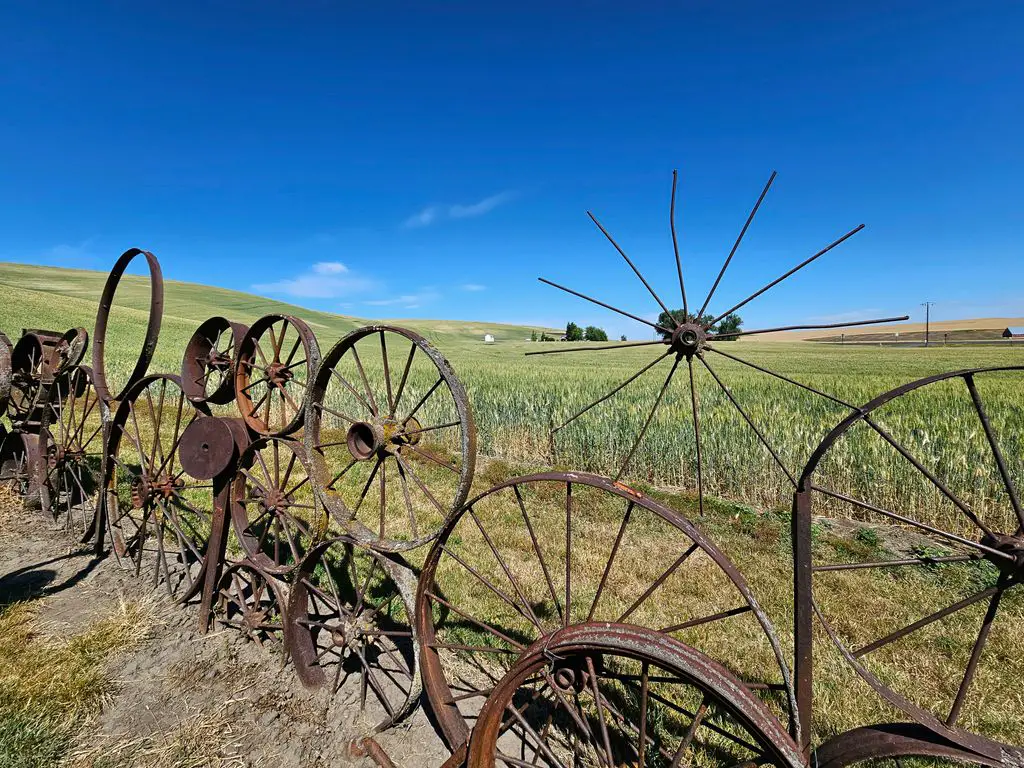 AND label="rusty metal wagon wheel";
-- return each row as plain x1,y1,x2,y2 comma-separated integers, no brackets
0,429,39,499
103,373,213,600
467,623,804,768
55,327,89,374
214,559,287,650
229,437,327,576
795,366,1024,761
38,365,104,539
306,325,476,552
288,537,421,733
182,317,249,406
531,170,906,493
813,723,1010,768
92,248,163,404
8,331,60,425
234,314,320,437
416,471,797,751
